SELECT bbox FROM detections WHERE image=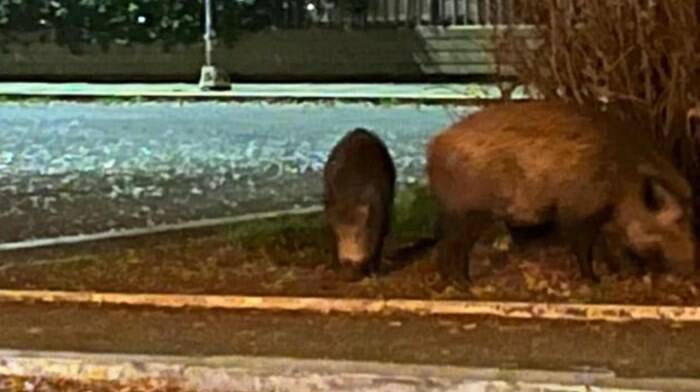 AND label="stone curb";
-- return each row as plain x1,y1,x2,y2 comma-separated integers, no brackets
2,289,700,324
3,349,699,392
